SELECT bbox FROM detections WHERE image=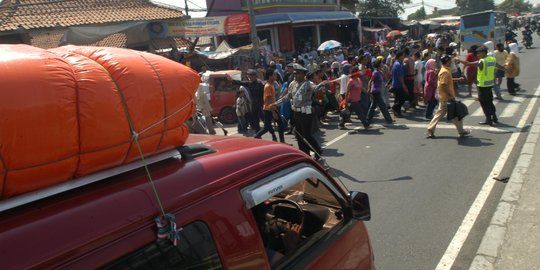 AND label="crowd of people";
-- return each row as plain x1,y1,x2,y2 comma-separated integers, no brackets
192,32,522,162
